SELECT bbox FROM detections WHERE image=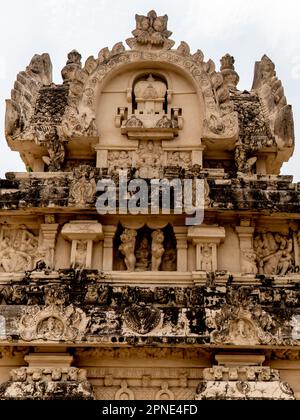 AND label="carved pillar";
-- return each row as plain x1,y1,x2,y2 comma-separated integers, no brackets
102,225,117,271
61,221,103,269
192,148,205,167
236,226,255,249
236,222,256,274
95,146,108,168
174,227,188,272
188,226,226,272
32,158,45,172
40,222,59,269
256,157,267,175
